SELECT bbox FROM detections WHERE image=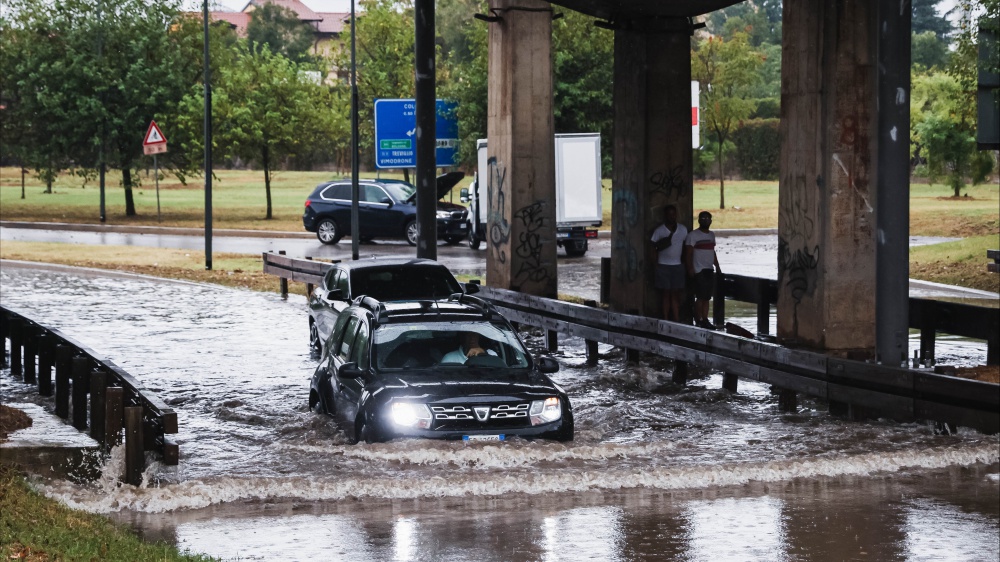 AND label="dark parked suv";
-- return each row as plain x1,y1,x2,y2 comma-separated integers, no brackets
303,172,469,246
308,257,466,351
309,294,574,443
